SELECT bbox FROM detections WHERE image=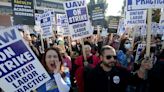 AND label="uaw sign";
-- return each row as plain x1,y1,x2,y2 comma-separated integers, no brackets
63,0,93,40
0,27,50,92
127,0,164,10
40,11,53,38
